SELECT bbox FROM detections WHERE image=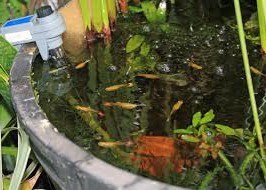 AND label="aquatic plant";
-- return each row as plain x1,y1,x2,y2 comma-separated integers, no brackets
79,0,117,43
233,0,265,158
174,110,266,188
